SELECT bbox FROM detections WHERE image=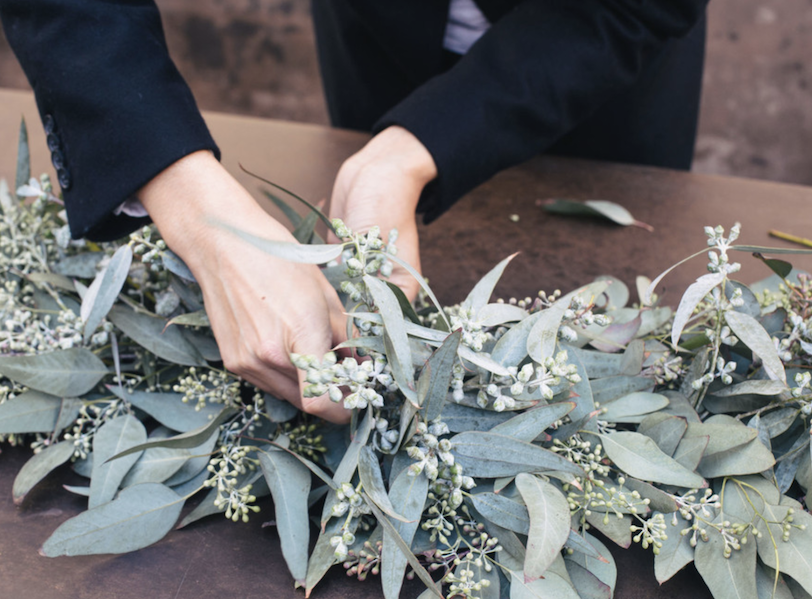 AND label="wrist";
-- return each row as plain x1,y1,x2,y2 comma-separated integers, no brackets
355,126,437,187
